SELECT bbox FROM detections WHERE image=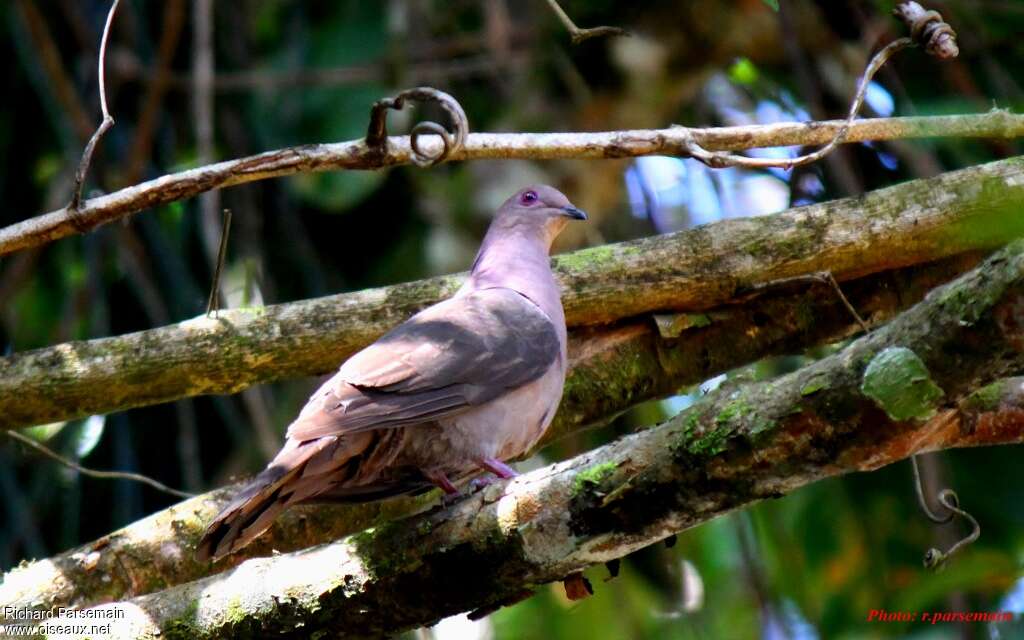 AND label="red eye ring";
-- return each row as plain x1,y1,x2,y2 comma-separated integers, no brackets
520,190,539,205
